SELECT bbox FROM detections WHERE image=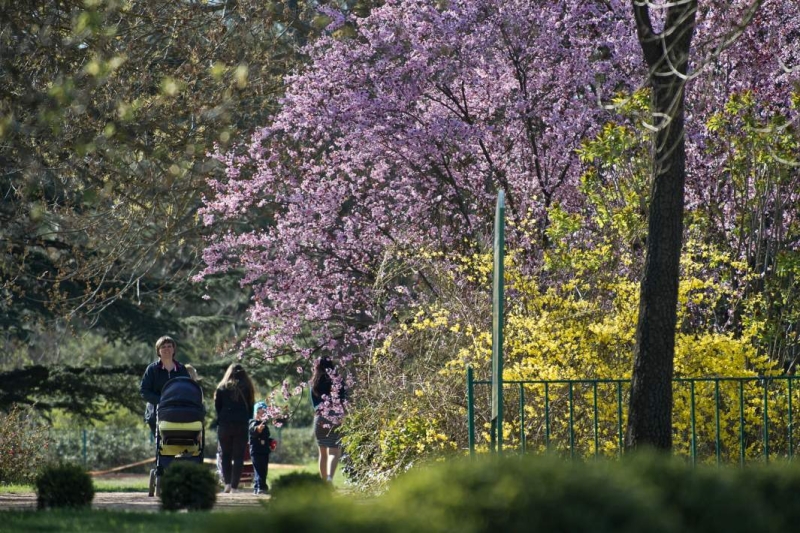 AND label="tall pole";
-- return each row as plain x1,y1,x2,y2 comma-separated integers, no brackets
491,190,506,453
